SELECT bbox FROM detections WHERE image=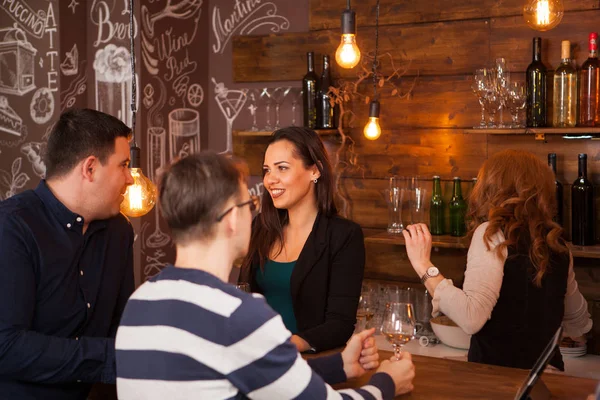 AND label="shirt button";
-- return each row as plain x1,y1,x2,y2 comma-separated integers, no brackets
77,380,81,383
75,337,79,340
87,303,91,309
76,217,82,222
80,270,84,276
66,223,72,228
